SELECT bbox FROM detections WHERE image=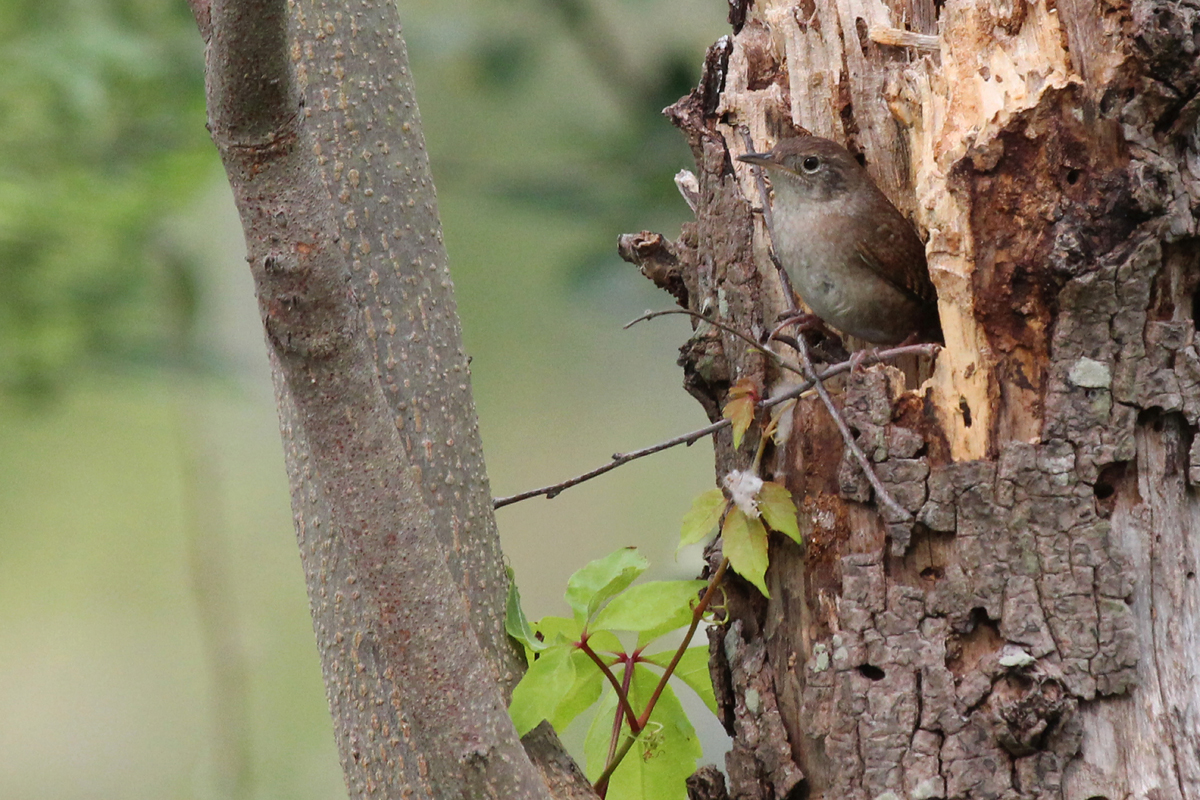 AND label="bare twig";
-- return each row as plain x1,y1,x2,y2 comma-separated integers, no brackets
492,344,937,508
626,308,803,377
493,419,726,509
793,334,913,522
